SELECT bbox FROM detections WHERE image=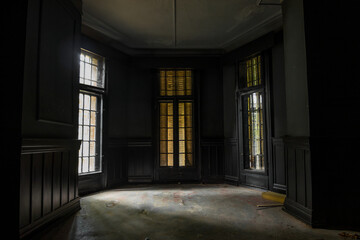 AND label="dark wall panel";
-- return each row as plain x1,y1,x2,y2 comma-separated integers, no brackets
224,138,239,183
19,155,31,228
201,139,224,182
271,138,286,192
20,139,81,238
43,153,53,216
283,137,312,225
22,0,80,139
38,0,77,124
